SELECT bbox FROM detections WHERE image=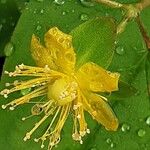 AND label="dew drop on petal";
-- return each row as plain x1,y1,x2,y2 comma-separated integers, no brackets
137,129,146,137
80,13,89,21
21,88,31,96
121,123,130,132
4,42,14,57
115,46,125,55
